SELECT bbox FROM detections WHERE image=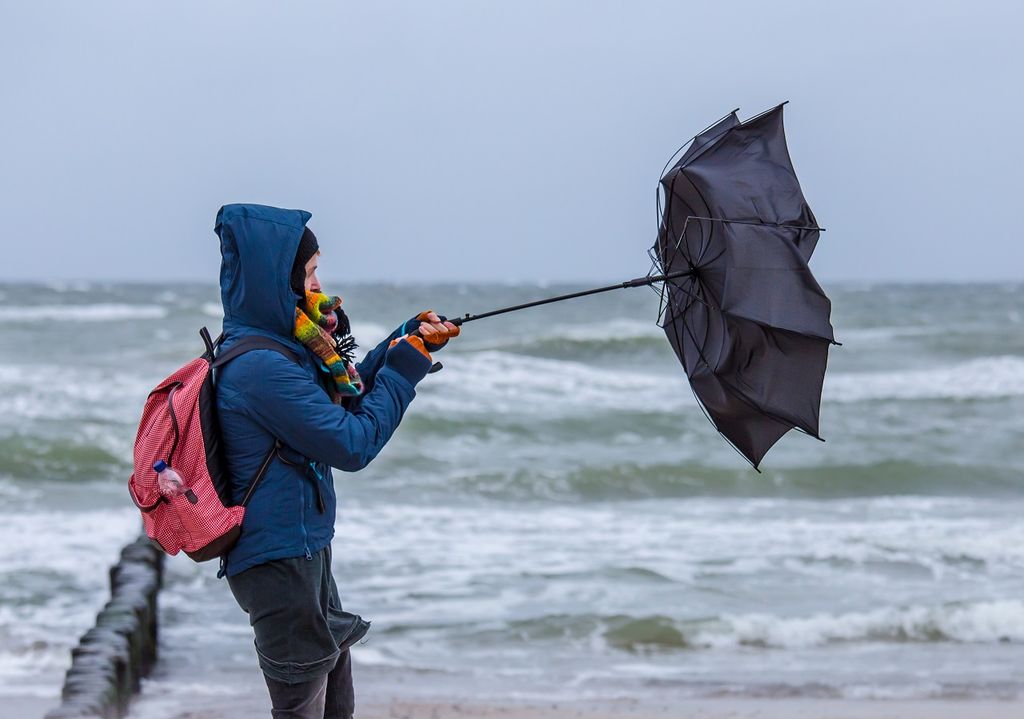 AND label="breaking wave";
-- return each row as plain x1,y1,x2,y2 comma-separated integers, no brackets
826,356,1024,402
455,600,1024,654
696,600,1024,649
